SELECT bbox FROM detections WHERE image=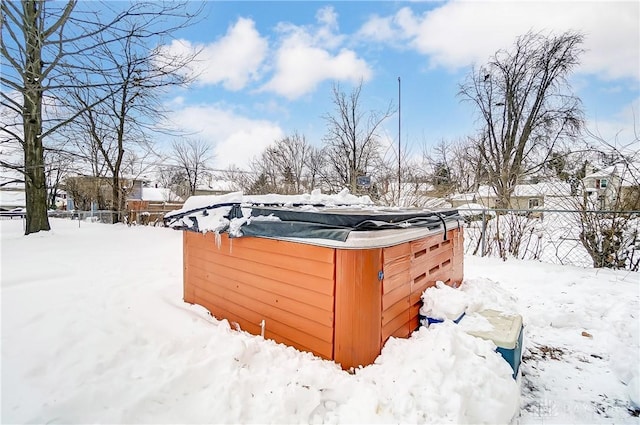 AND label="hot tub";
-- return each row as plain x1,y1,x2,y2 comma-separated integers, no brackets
167,194,464,369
